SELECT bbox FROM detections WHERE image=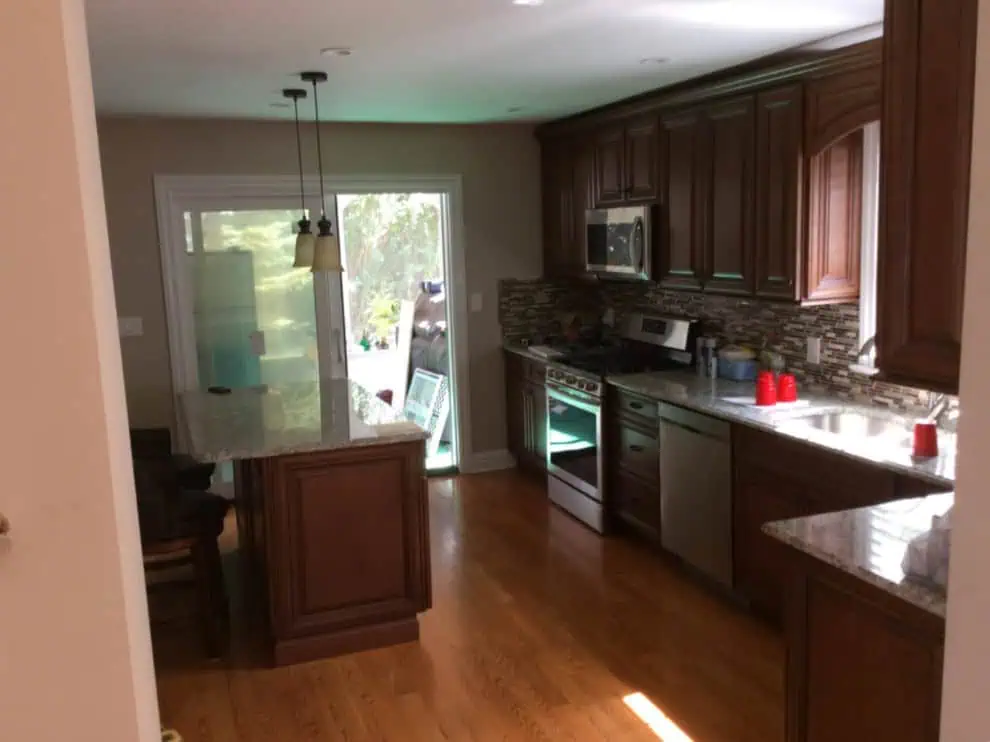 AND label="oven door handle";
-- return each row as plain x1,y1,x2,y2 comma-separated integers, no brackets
546,383,601,413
